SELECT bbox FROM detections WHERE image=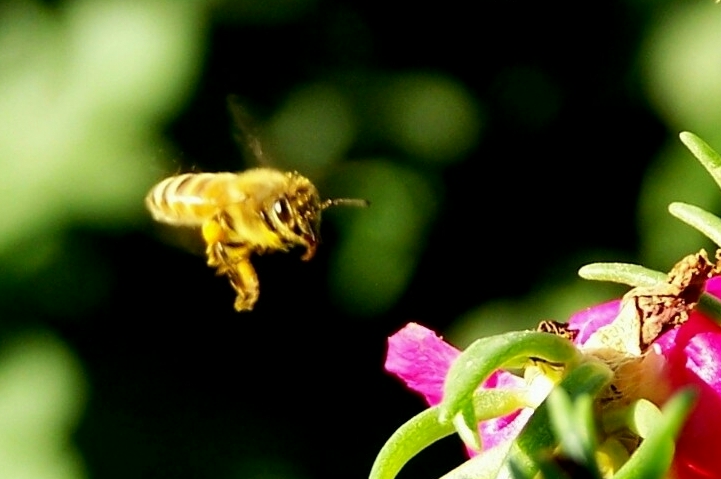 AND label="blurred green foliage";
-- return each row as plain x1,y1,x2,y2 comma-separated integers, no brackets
636,3,721,270
642,3,721,141
0,0,205,320
0,0,203,245
0,332,86,479
263,83,357,175
327,161,440,316
0,0,204,476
